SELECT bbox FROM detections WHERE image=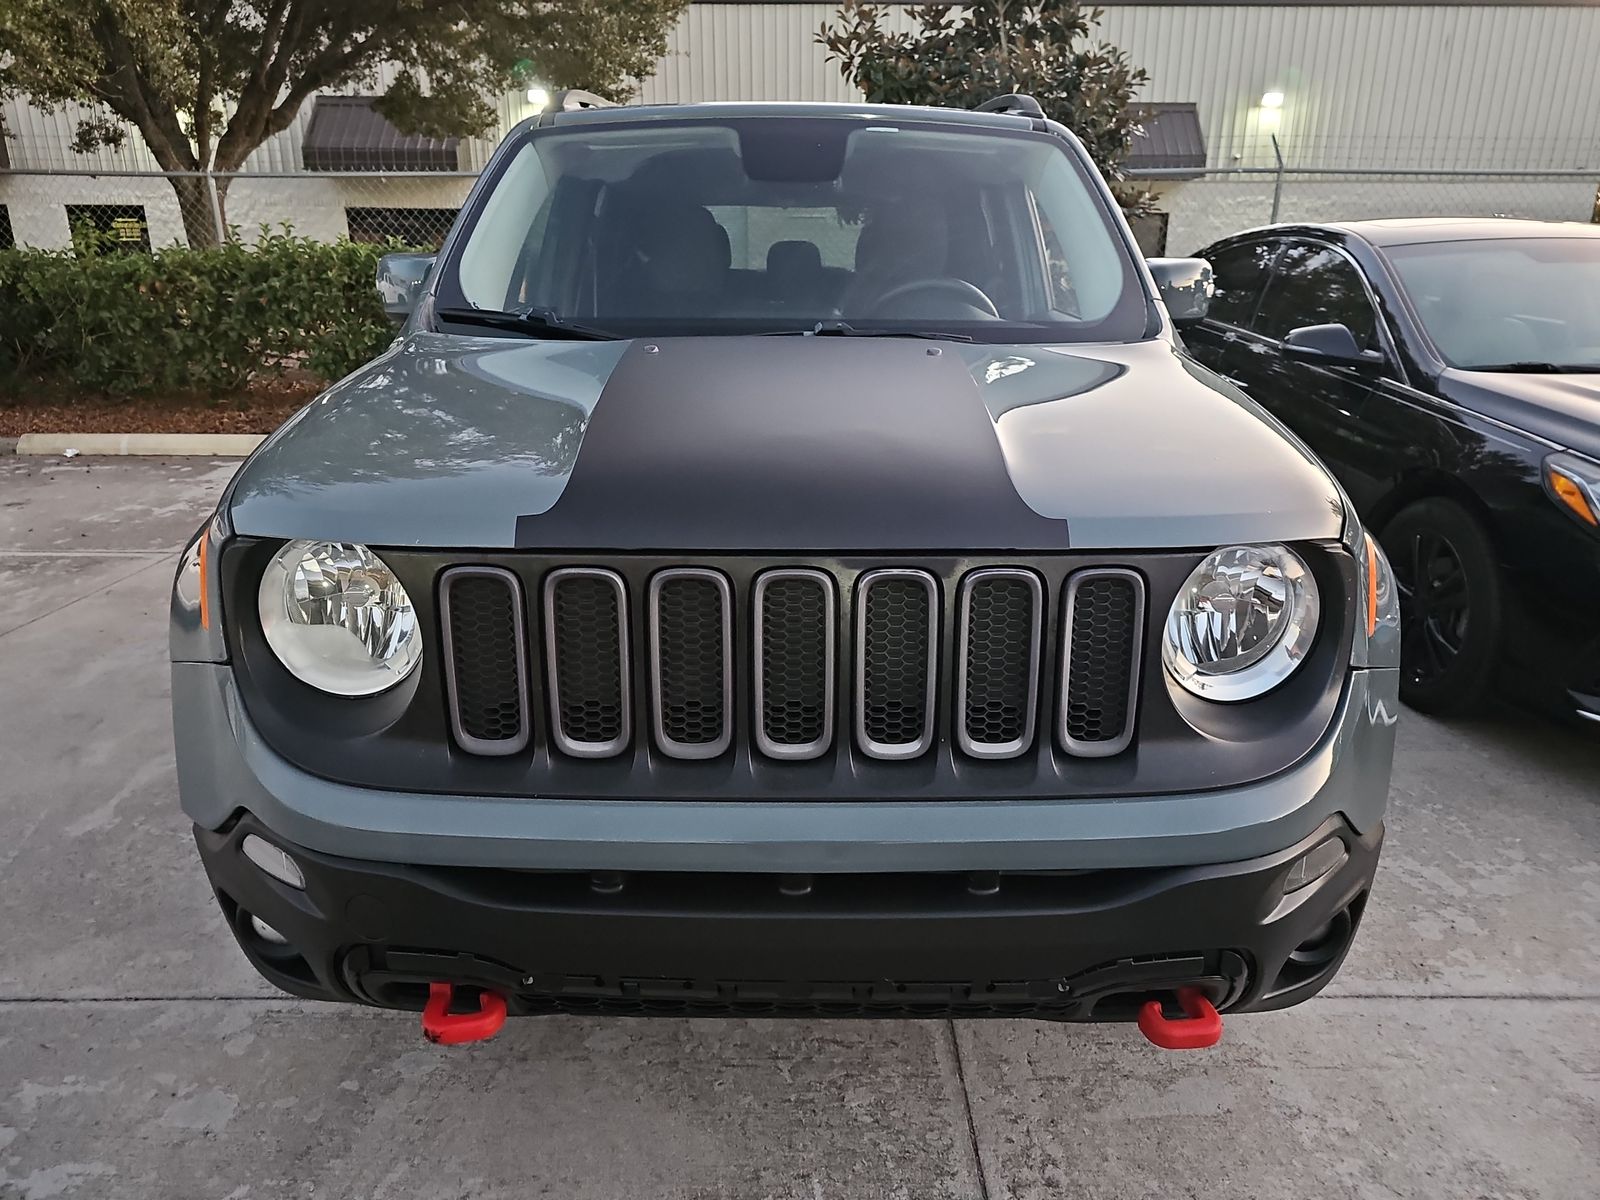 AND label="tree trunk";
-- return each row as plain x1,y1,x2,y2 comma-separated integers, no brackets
167,173,221,248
